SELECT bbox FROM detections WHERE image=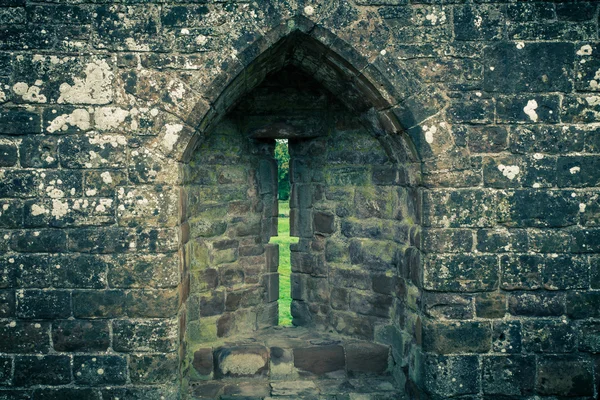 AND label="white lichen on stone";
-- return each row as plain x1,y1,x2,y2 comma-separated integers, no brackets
423,125,437,144
57,58,113,105
163,123,183,152
51,199,69,218
94,107,129,131
523,99,538,122
304,5,314,16
516,42,525,50
497,164,520,180
533,153,544,160
31,204,48,216
100,171,113,184
570,166,580,174
577,44,593,56
47,108,91,133
579,203,586,213
220,354,266,375
13,81,47,103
